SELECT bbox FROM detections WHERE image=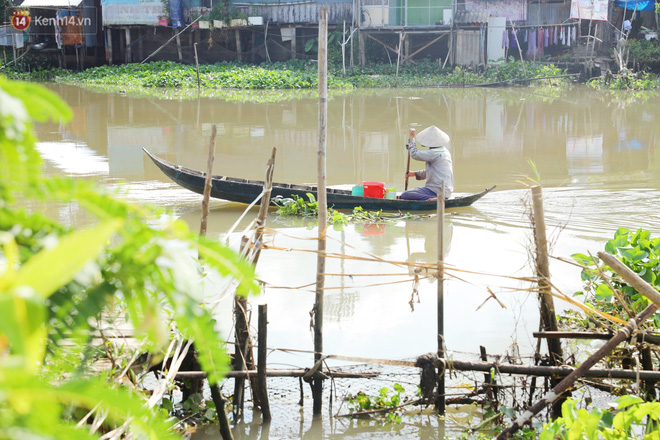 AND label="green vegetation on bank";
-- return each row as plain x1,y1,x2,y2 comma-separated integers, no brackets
4,58,573,94
628,39,660,71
